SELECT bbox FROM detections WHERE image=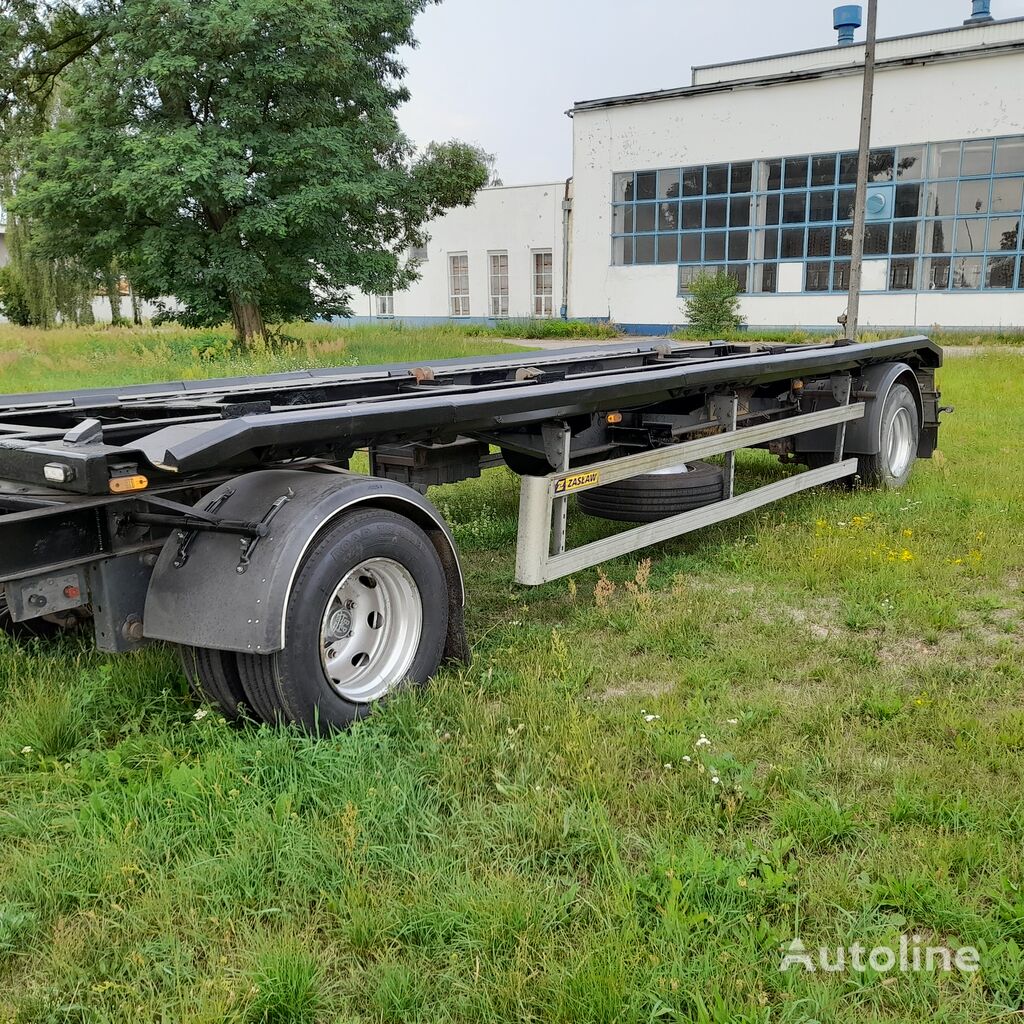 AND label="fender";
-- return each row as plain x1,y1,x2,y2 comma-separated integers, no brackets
143,468,468,661
795,361,924,457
